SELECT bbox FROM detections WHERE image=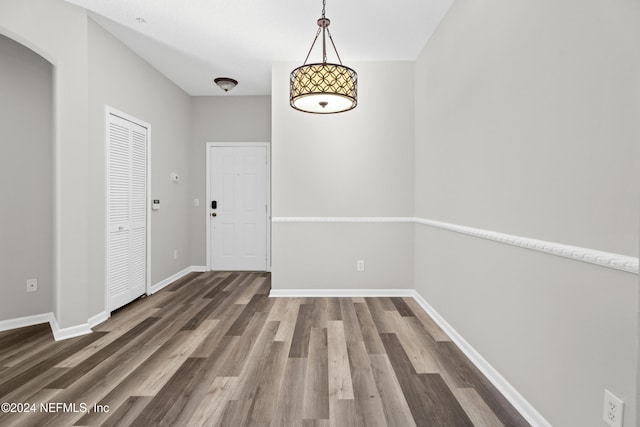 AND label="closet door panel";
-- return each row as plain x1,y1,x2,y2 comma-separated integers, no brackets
106,113,147,311
129,123,147,299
